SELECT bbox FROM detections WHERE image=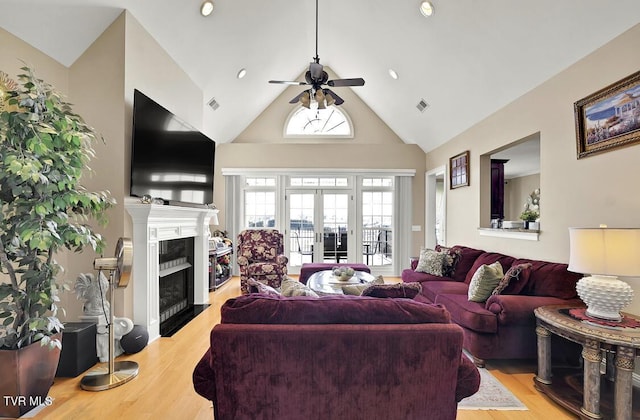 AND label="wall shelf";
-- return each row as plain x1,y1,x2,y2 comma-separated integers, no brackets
478,227,540,241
